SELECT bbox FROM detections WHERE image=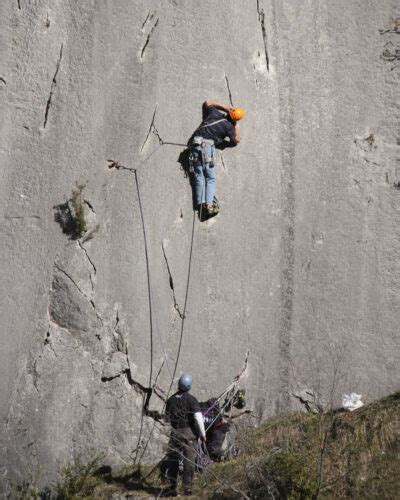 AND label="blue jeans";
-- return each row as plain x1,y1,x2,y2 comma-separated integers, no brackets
192,142,216,205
